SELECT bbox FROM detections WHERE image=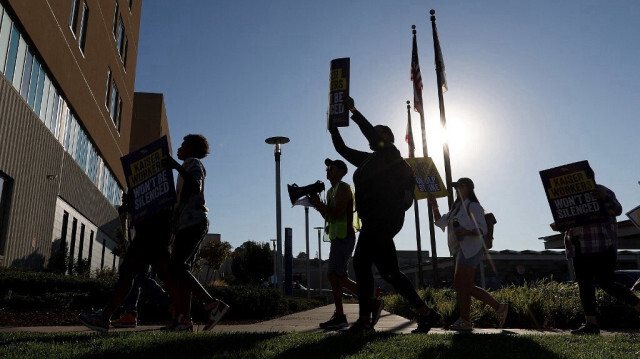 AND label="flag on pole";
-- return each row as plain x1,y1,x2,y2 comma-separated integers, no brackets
433,22,448,93
411,30,424,115
406,106,415,158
